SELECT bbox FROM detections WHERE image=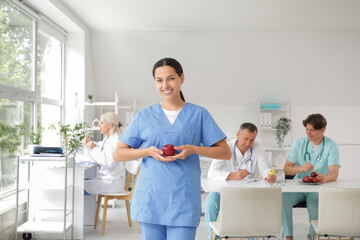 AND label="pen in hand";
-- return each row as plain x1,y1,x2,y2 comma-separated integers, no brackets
238,168,253,175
